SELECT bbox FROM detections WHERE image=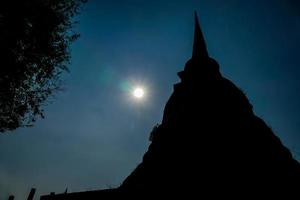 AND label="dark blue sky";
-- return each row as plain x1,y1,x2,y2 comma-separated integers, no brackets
1,0,300,198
